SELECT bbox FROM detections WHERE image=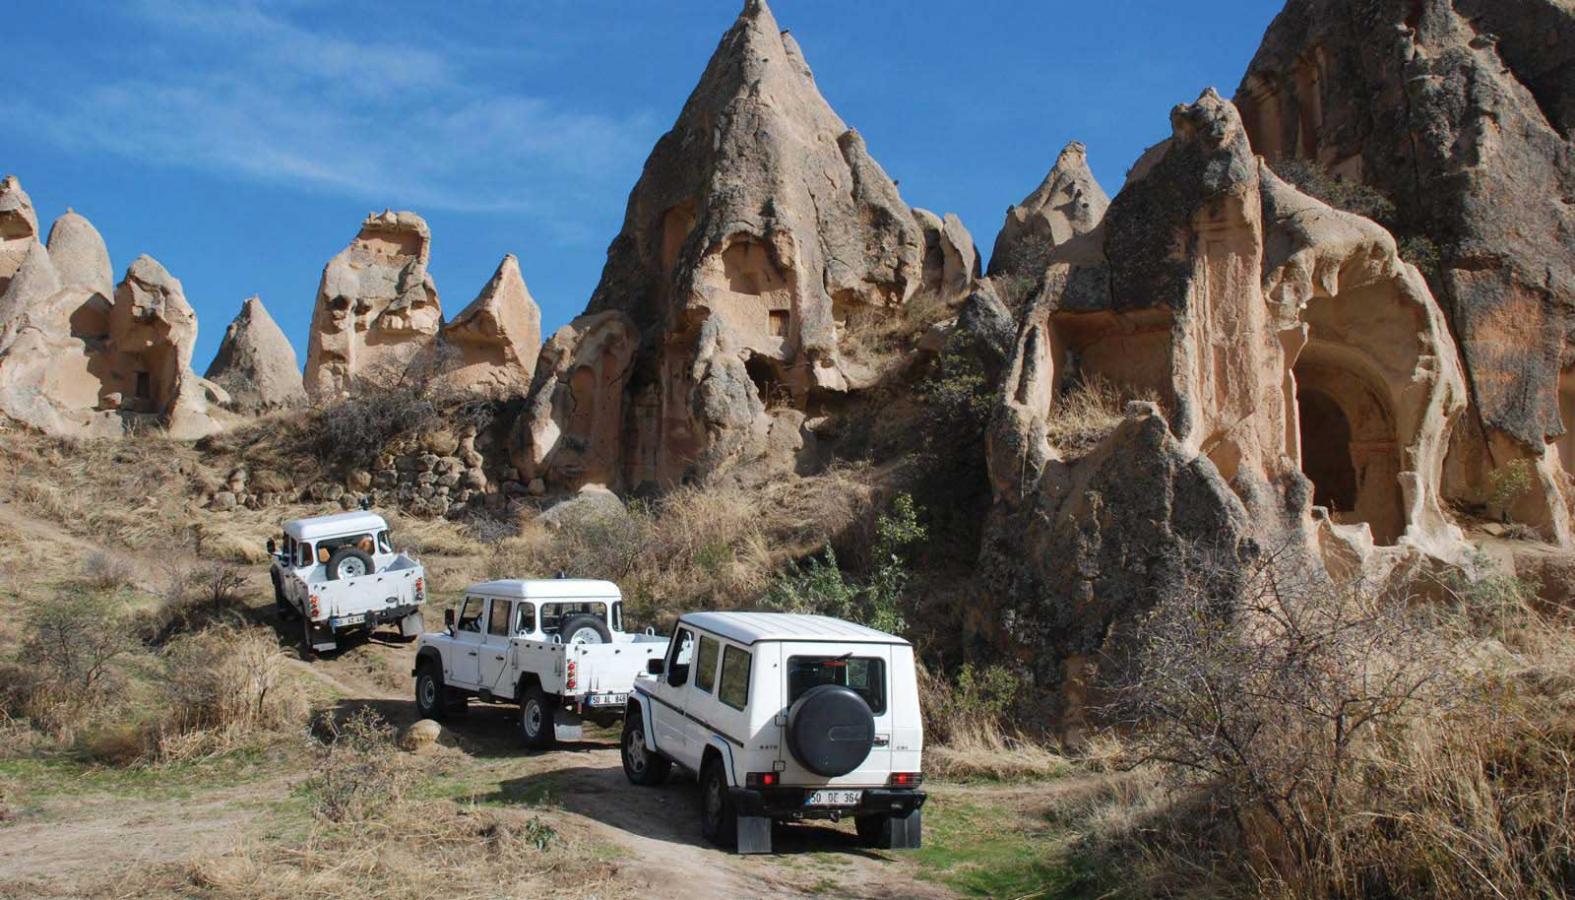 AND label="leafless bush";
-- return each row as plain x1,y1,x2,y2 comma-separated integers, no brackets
311,387,438,472
143,562,251,642
303,707,410,823
152,626,308,761
1106,545,1466,895
82,550,136,591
